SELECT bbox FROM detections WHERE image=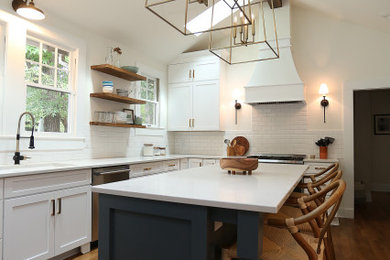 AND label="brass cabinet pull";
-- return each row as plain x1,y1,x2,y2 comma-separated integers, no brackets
57,198,62,214
143,167,152,171
314,167,326,170
199,162,202,167
168,164,176,167
51,199,55,216
189,119,191,128
192,119,195,128
189,69,192,79
193,69,195,79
